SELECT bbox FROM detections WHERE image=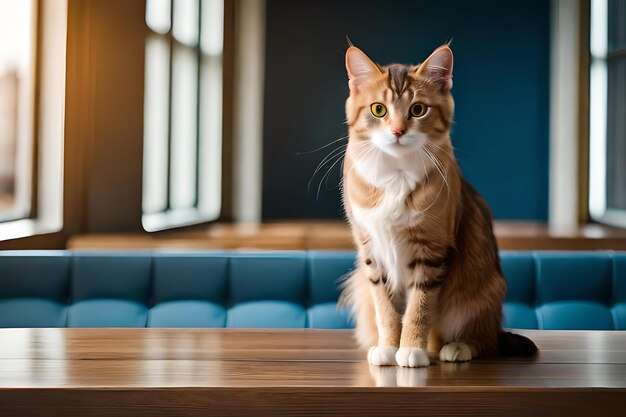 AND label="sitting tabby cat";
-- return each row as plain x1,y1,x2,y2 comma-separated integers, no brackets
340,44,537,367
